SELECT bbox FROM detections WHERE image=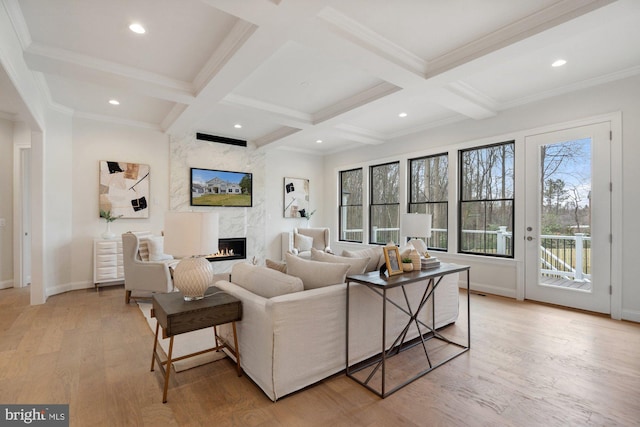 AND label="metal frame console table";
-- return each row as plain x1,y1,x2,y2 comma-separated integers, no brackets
346,263,470,398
